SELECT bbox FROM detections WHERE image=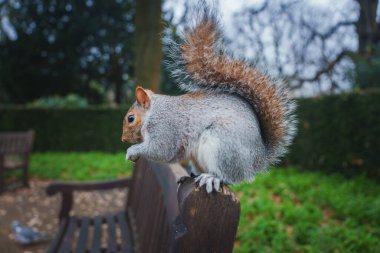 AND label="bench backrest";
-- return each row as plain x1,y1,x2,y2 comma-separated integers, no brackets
127,159,240,253
0,130,35,154
127,159,184,253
